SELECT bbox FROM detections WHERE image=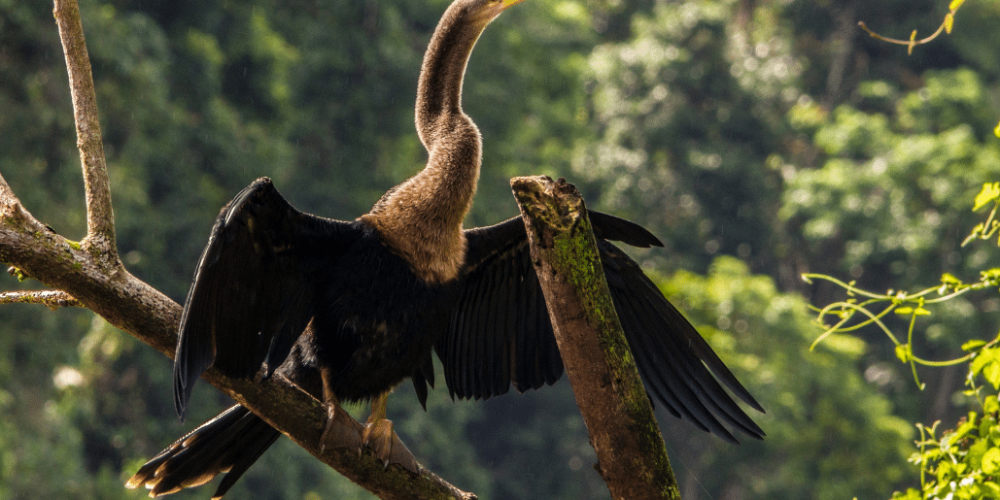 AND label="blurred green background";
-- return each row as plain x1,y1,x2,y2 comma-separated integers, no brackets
2,0,999,498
